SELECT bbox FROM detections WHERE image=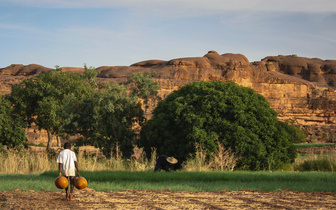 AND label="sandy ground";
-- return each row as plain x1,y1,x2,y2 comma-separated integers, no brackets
1,188,336,209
